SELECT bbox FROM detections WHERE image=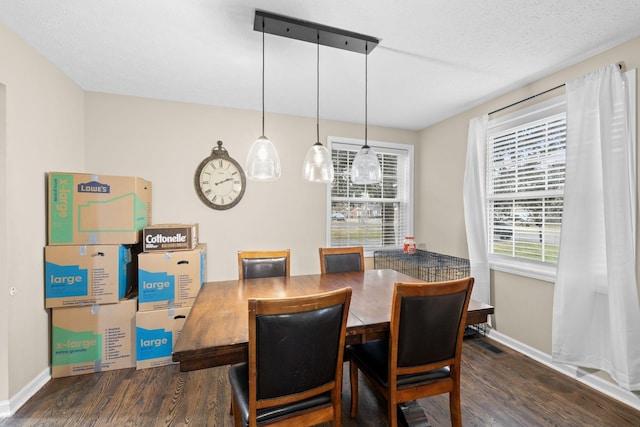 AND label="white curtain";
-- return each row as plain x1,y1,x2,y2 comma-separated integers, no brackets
552,64,640,390
463,115,490,305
